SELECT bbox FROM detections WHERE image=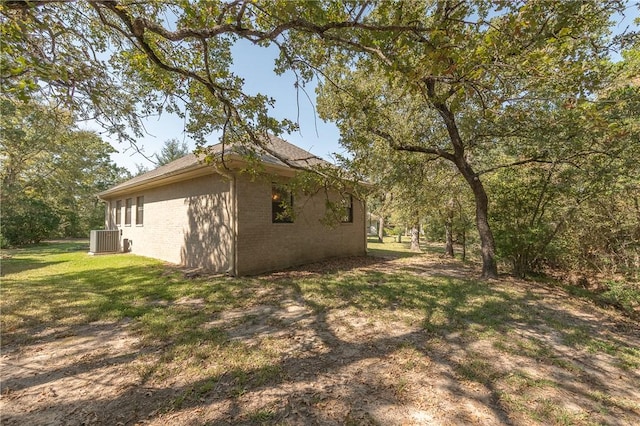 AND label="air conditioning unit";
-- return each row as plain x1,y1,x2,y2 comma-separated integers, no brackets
89,230,120,254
